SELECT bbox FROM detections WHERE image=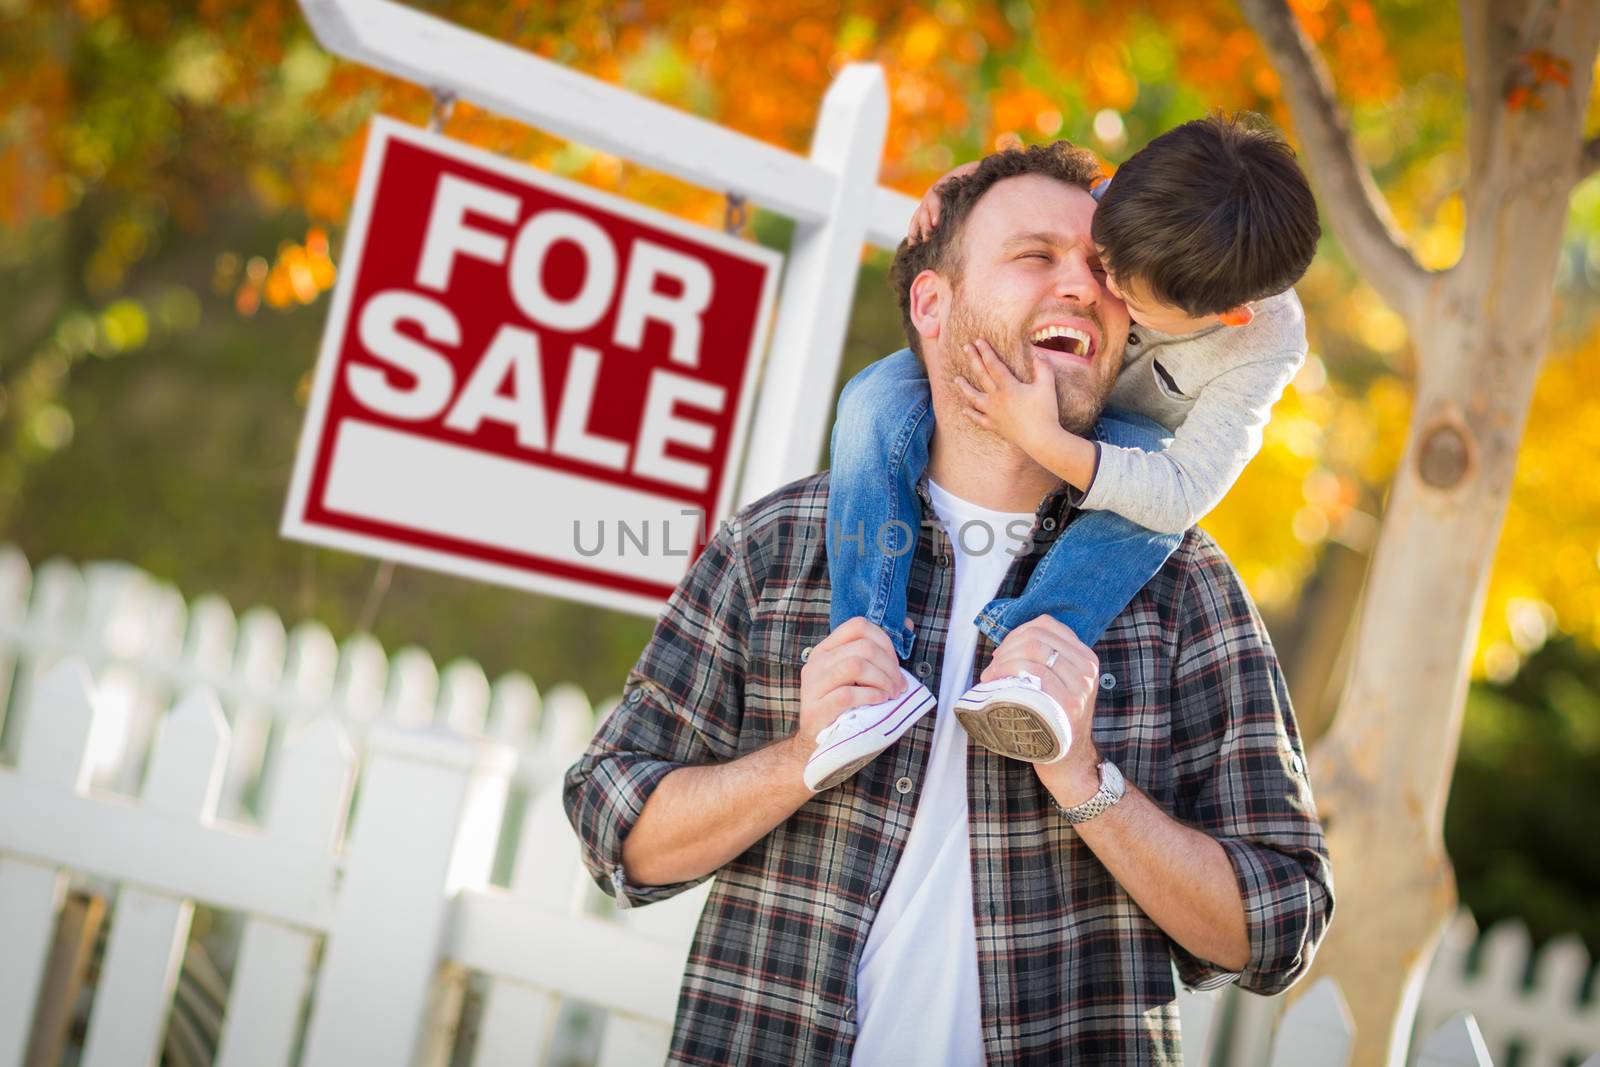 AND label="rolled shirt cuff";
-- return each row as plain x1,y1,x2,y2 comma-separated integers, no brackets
1172,837,1325,996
